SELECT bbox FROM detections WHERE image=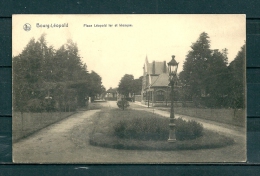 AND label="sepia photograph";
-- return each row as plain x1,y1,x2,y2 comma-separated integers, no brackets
12,14,246,163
